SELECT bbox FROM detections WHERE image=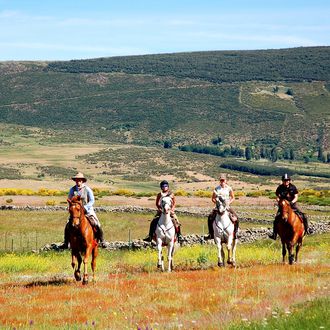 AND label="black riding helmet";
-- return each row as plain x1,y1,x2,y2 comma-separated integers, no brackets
281,173,291,181
160,180,169,188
